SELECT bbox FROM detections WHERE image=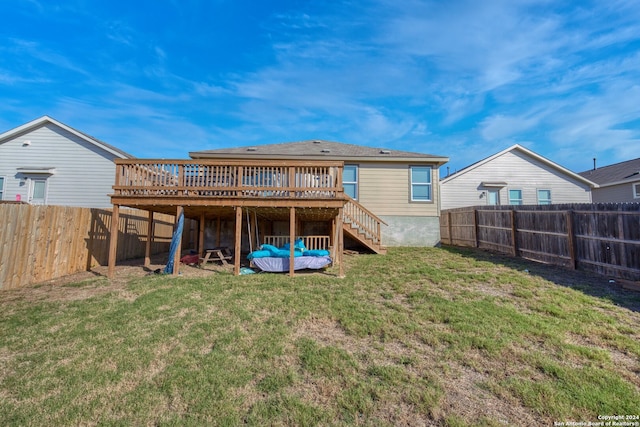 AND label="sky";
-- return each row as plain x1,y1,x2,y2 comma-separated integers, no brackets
1,0,639,176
